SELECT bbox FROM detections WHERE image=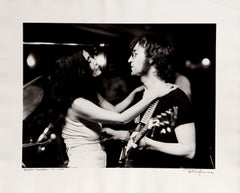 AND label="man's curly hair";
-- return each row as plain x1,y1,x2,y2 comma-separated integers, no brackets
130,35,174,82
